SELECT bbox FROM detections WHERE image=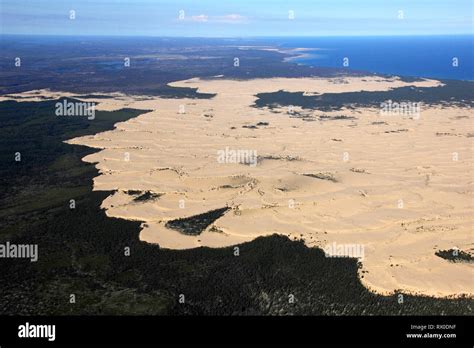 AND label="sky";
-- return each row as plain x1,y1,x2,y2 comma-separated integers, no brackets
1,0,473,37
